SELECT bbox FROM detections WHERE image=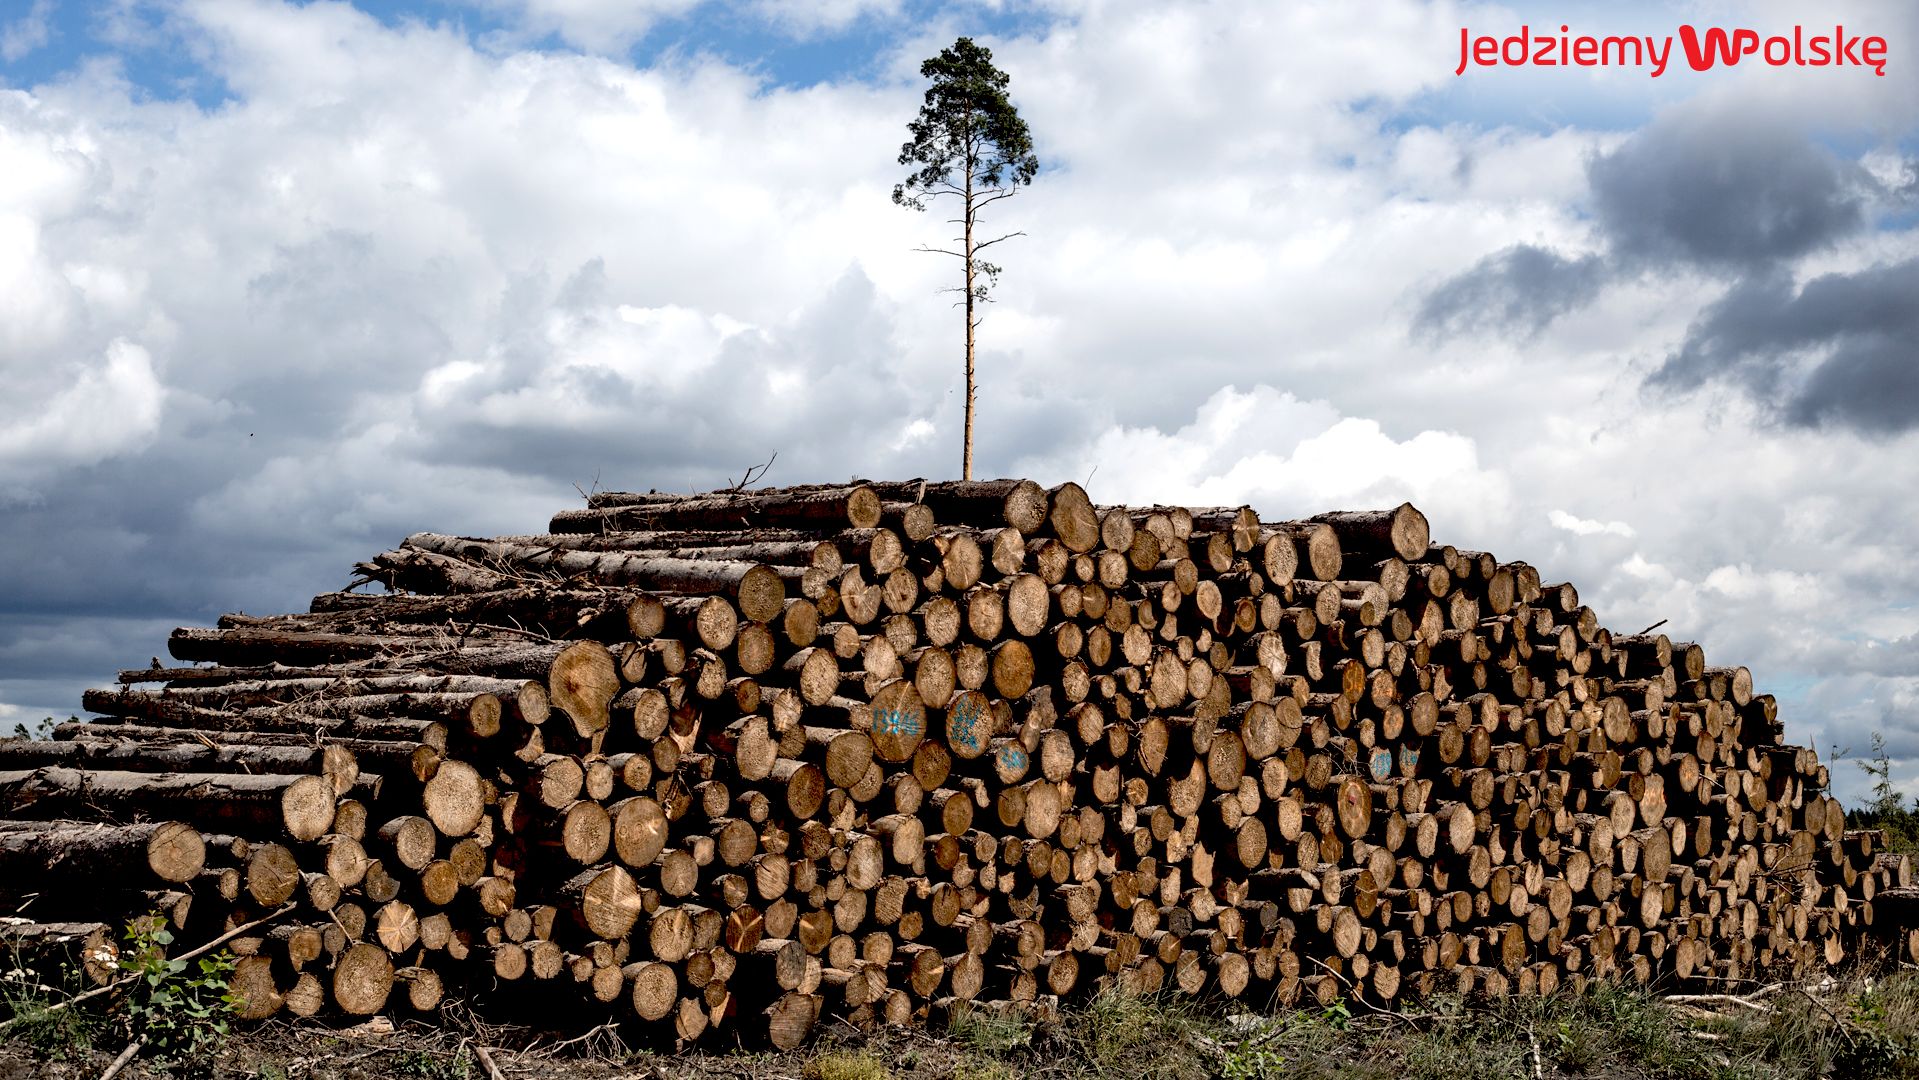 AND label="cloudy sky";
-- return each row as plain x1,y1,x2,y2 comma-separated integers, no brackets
2,0,1915,804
